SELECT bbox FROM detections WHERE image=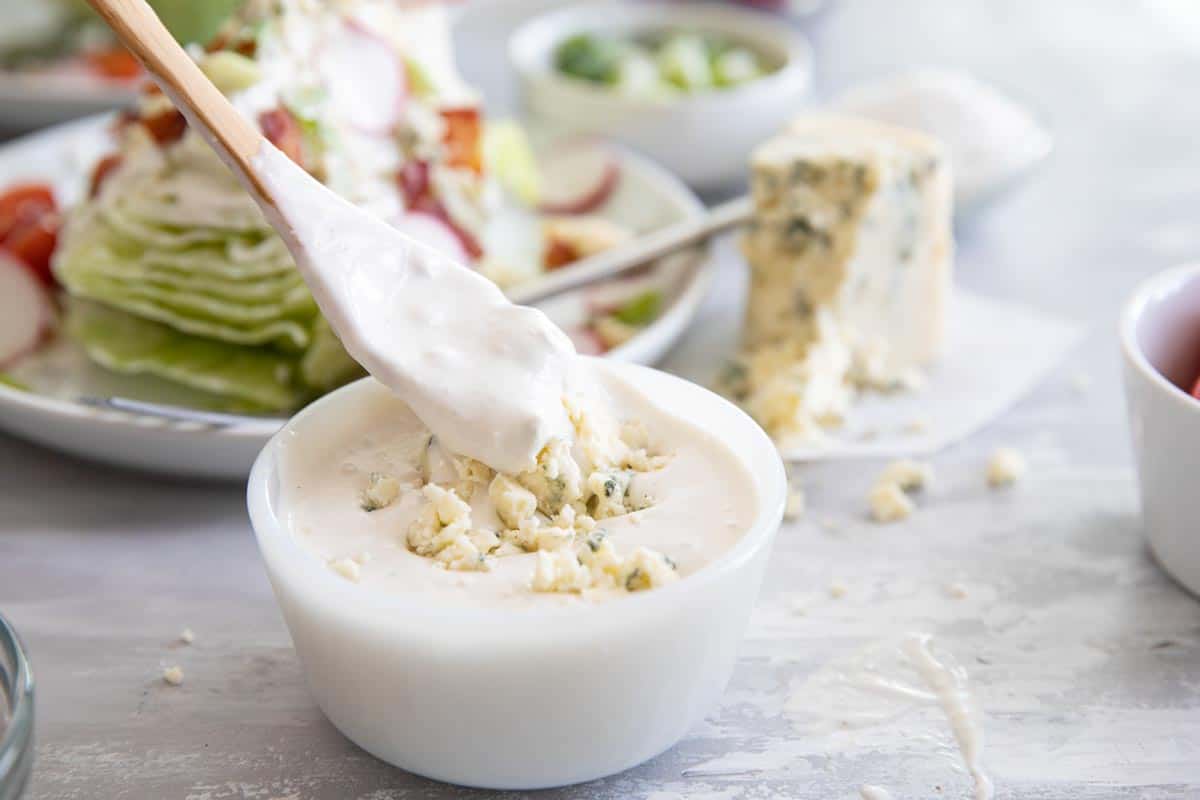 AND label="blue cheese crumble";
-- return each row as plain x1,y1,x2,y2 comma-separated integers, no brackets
397,394,678,593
